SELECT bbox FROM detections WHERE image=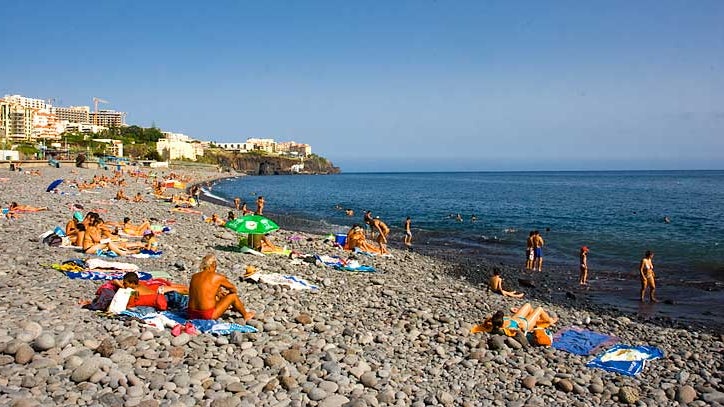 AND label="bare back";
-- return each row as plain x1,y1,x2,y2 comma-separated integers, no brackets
189,270,233,311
